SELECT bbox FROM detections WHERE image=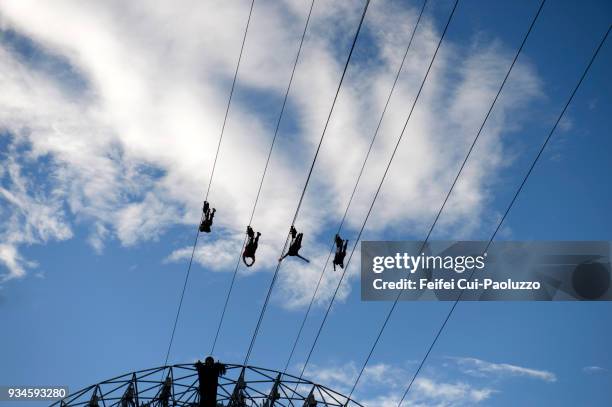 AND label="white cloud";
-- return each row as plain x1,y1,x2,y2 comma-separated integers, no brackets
305,360,495,407
582,366,607,375
303,357,557,406
408,377,495,405
0,0,542,302
453,357,557,382
305,361,408,390
165,233,244,273
114,192,181,246
0,244,29,280
0,144,72,280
